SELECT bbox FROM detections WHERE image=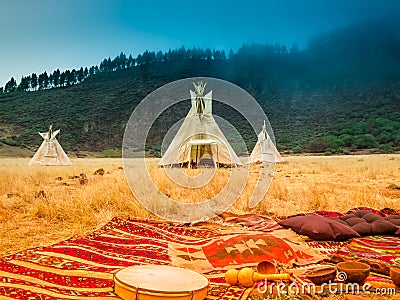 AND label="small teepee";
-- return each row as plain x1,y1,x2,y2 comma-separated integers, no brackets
159,82,242,168
29,125,72,166
248,121,283,164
